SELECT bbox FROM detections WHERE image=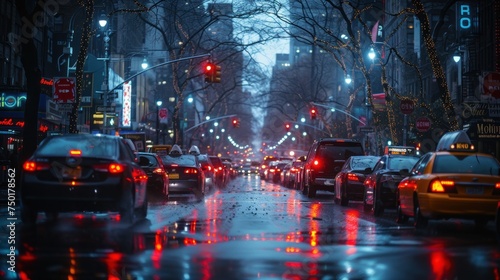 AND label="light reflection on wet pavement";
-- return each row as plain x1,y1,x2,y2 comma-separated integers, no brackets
1,175,499,279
